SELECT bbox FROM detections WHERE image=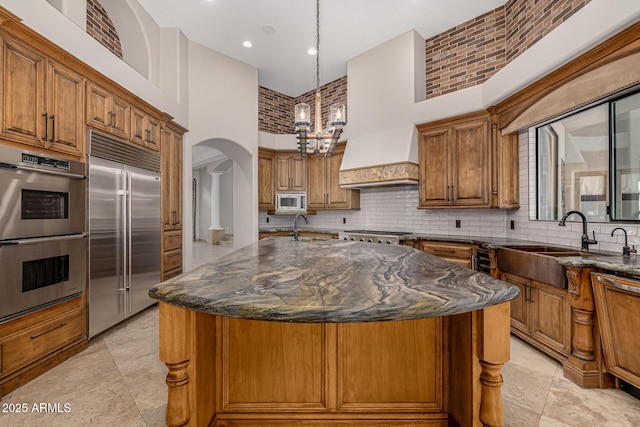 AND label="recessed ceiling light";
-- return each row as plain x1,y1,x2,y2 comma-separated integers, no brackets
262,25,276,35
243,41,253,48
307,48,317,55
